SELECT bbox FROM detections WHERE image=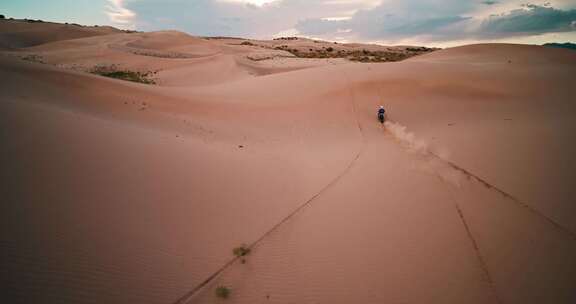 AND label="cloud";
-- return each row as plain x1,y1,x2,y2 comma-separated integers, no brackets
123,0,379,38
295,1,576,43
479,4,576,36
118,0,576,44
219,0,279,6
296,0,478,40
106,0,136,28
